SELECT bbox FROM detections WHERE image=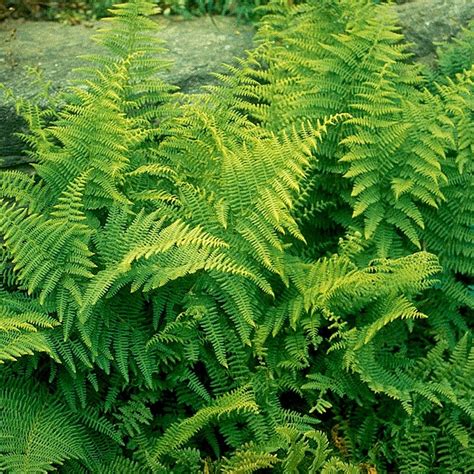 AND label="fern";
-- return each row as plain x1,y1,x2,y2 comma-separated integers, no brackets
434,20,474,81
0,381,119,472
0,0,471,471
